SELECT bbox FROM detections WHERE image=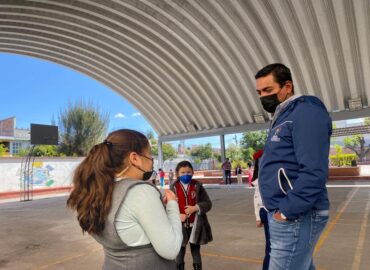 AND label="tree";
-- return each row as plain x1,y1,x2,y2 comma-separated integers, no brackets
240,130,268,150
364,117,370,126
190,143,213,160
226,143,243,162
51,114,57,126
213,151,221,162
344,134,370,162
240,130,268,160
146,130,155,140
58,100,109,156
162,143,176,160
0,143,8,156
147,131,158,155
184,148,191,156
149,138,176,161
242,147,255,163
